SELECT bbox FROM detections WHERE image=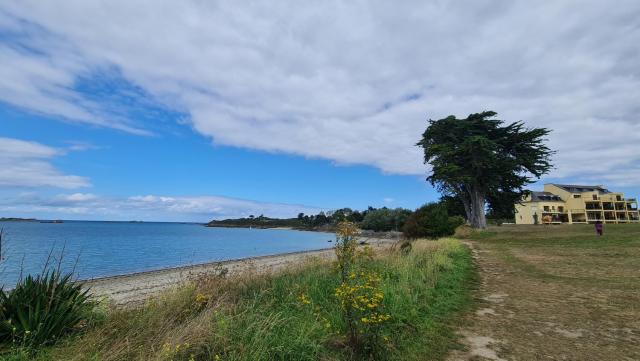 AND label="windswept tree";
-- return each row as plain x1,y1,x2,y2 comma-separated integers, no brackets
417,111,553,229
